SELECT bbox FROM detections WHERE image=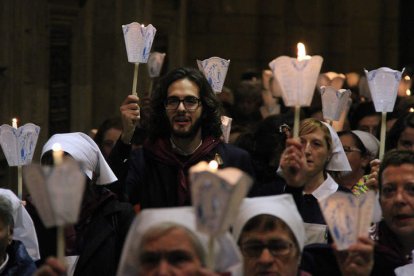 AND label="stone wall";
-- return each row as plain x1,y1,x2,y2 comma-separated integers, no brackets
0,0,404,188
